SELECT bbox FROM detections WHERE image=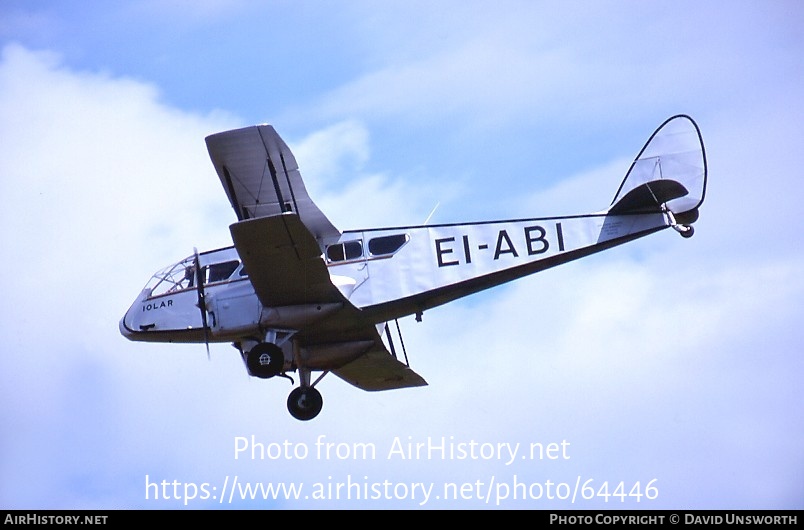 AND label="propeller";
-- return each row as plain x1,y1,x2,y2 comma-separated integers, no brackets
193,248,211,359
